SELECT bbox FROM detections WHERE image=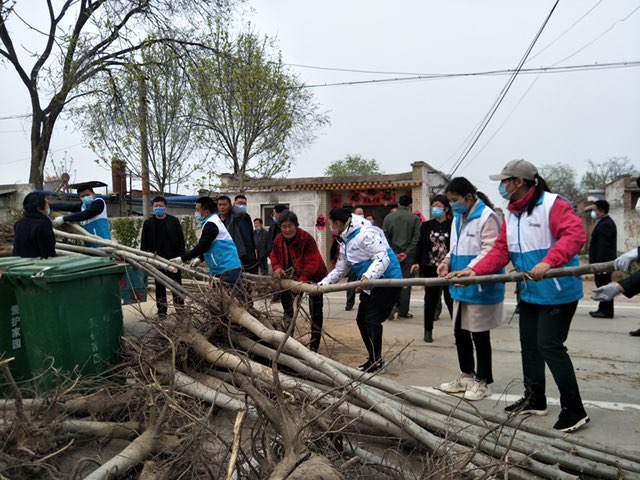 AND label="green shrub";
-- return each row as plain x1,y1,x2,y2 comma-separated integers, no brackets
180,215,199,251
110,217,144,248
